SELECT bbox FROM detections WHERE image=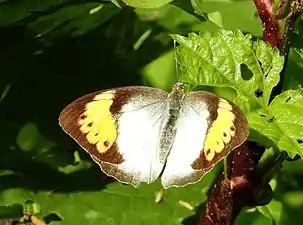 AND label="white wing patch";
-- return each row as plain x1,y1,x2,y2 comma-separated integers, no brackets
161,102,210,189
115,101,168,187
